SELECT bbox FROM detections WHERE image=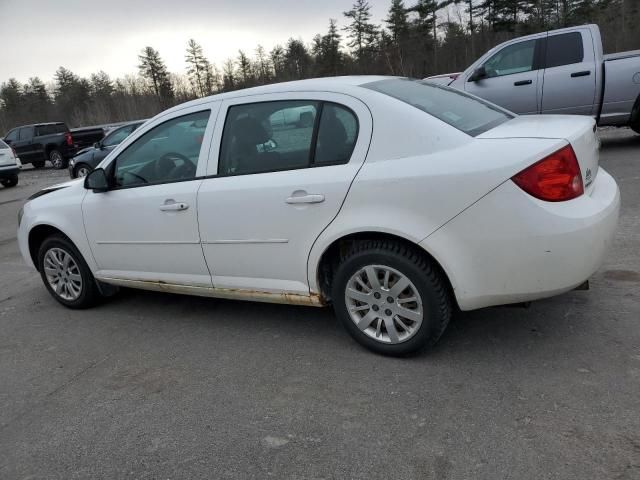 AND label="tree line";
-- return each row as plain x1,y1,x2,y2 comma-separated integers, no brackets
1,0,638,132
